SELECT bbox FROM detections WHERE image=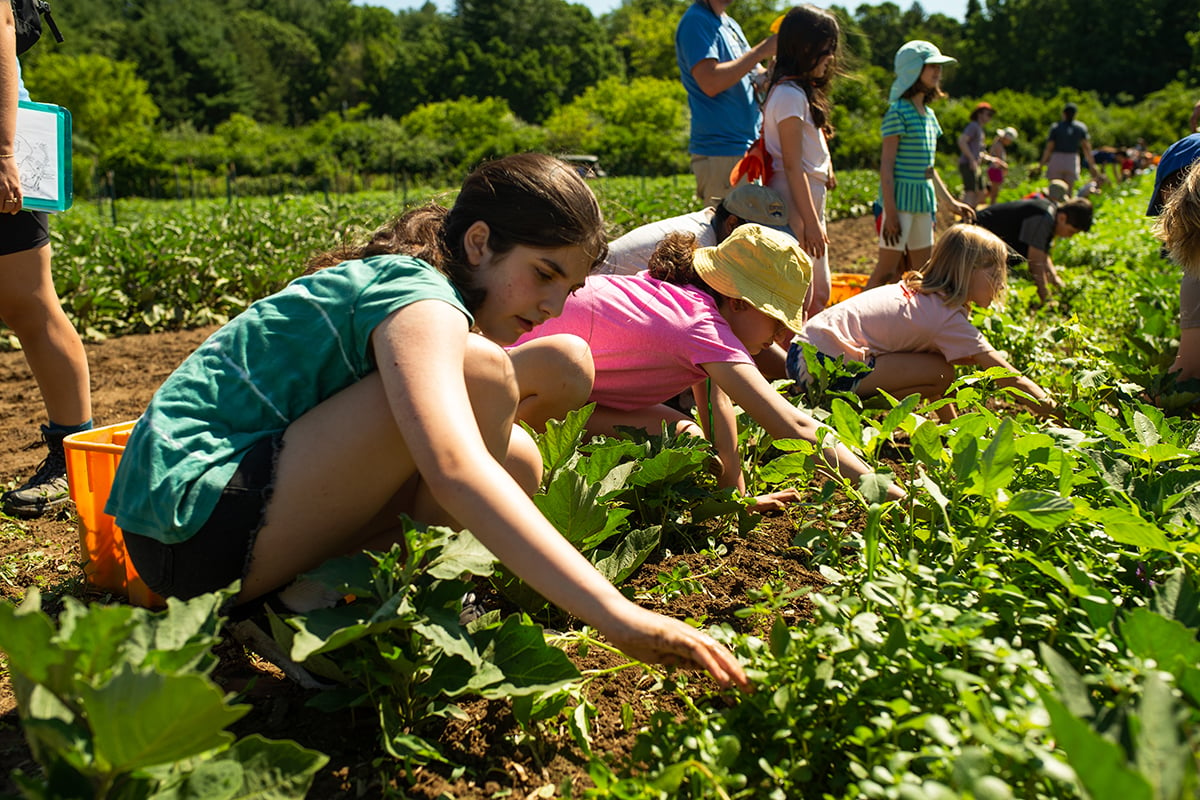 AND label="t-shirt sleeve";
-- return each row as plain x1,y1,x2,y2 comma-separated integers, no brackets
686,312,757,369
881,103,905,138
935,311,993,362
677,14,718,72
349,259,471,364
1018,213,1055,253
770,83,810,125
